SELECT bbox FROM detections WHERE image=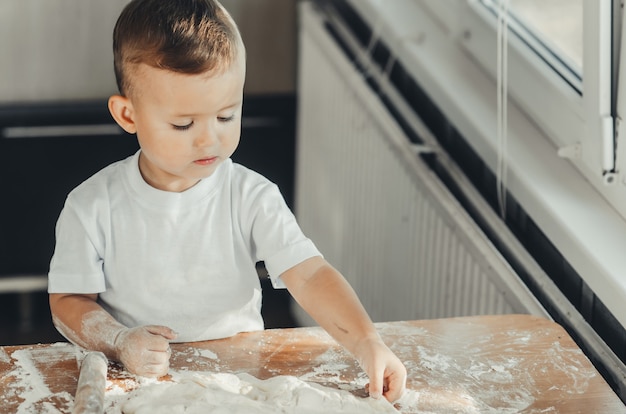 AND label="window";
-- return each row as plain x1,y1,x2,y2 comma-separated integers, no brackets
457,0,621,209
345,0,626,331
508,0,583,78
